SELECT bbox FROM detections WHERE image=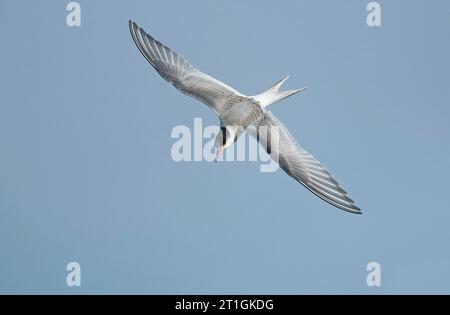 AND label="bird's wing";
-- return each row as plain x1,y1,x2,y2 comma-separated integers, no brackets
254,111,361,214
129,20,244,115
